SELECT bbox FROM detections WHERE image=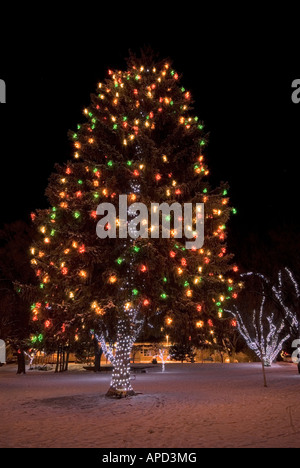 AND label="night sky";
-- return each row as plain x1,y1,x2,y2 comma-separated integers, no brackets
1,23,299,252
